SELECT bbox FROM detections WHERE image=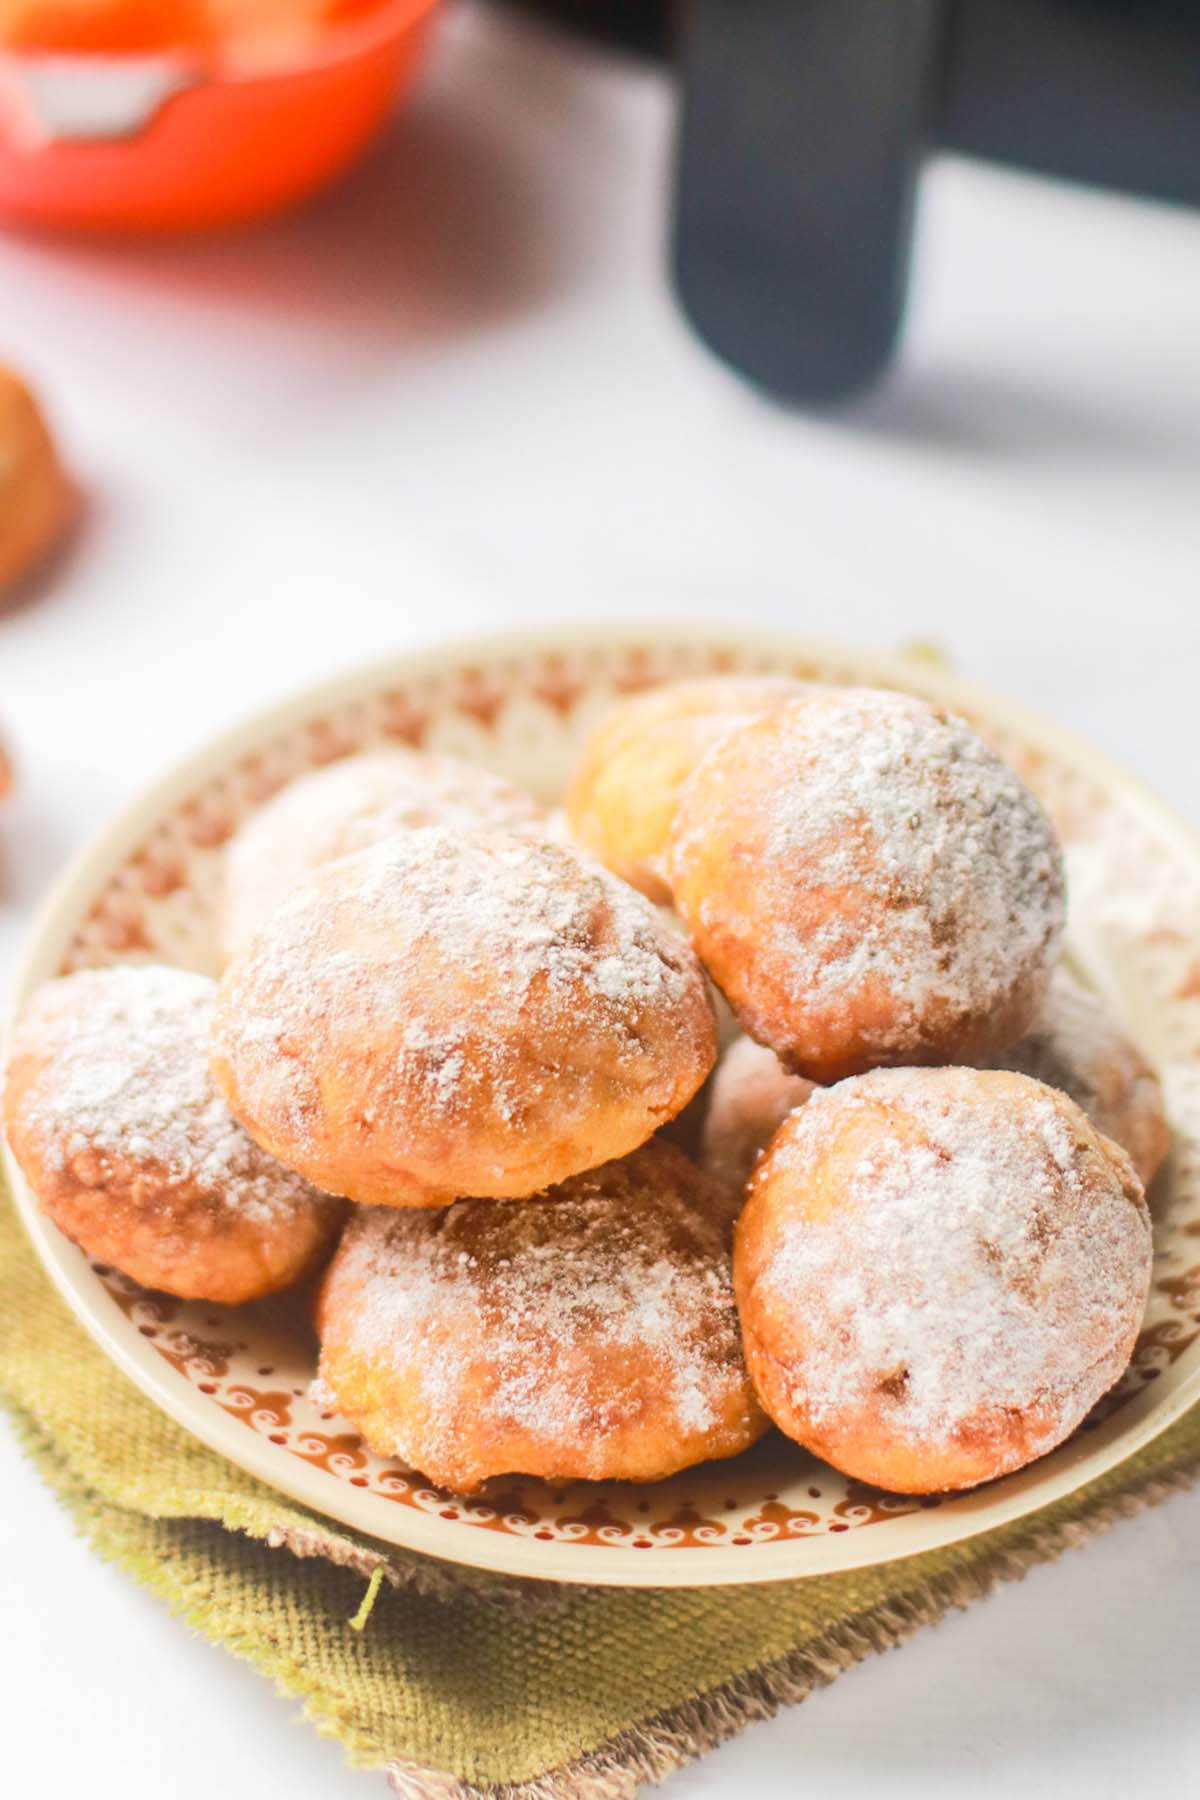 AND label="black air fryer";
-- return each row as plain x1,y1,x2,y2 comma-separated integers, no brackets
510,0,1200,403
